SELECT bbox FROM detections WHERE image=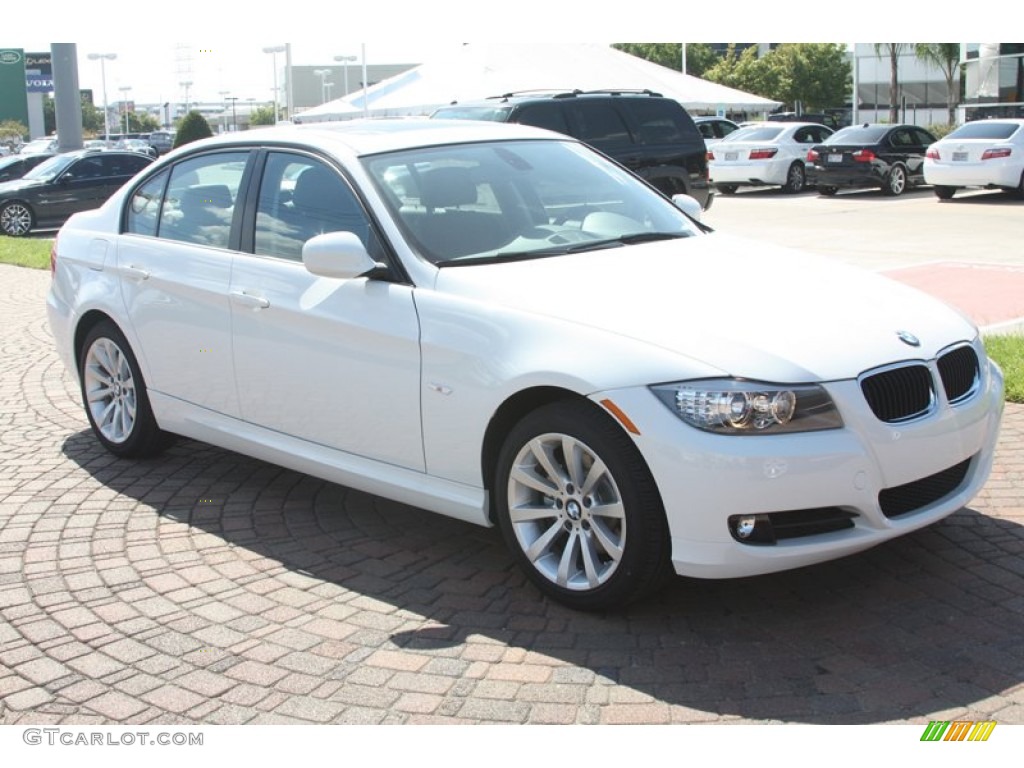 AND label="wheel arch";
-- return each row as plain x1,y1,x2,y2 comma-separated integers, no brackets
481,386,641,525
73,310,124,371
